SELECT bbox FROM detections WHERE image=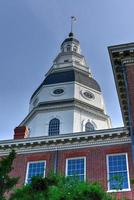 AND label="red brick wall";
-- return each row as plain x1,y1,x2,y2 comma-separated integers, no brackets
5,143,133,199
125,65,134,198
10,151,55,187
